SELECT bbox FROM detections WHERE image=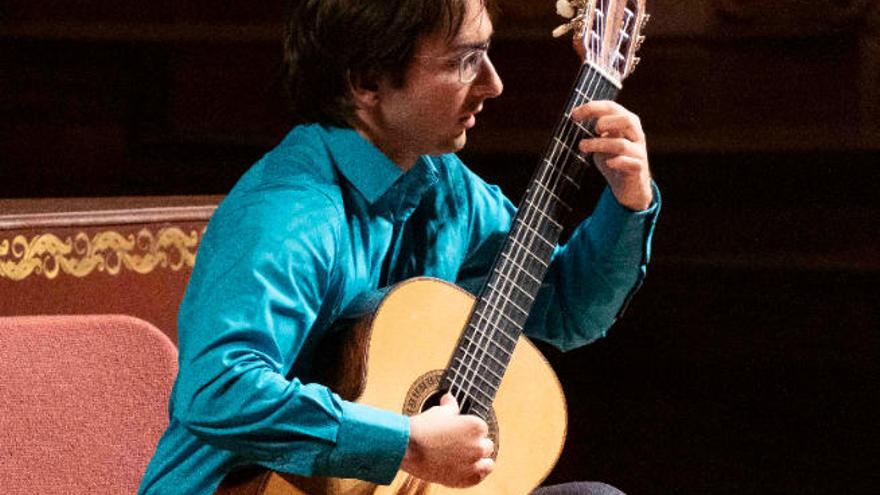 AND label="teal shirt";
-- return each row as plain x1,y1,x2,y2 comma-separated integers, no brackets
139,124,660,494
